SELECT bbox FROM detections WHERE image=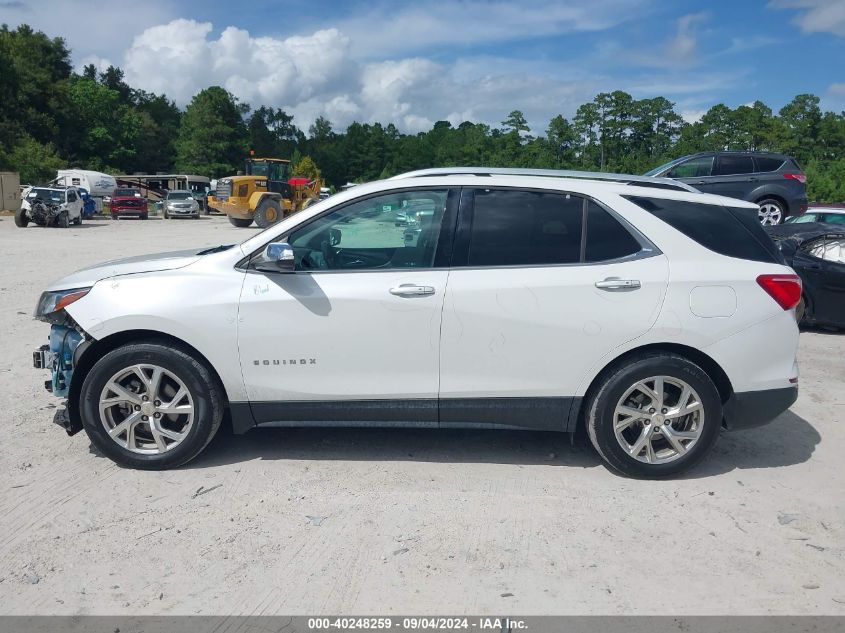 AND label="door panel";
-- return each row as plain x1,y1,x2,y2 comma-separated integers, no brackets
238,269,449,405
237,187,456,415
439,256,669,409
